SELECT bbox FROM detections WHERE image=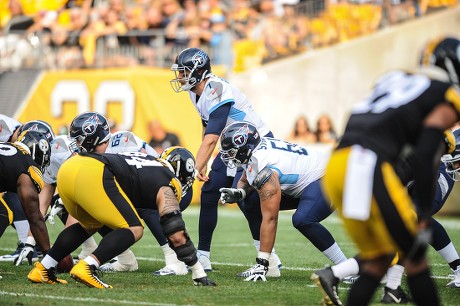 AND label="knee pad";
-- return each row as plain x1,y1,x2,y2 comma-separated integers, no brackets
160,211,198,266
